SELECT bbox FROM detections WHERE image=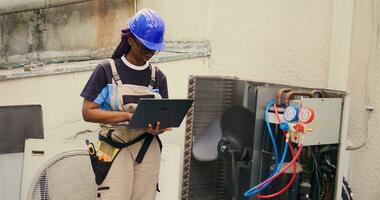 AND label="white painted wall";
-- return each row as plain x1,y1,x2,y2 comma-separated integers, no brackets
347,0,380,199
210,1,333,87
0,57,209,144
145,1,380,199
142,0,333,87
138,0,212,41
0,57,209,199
0,153,23,200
